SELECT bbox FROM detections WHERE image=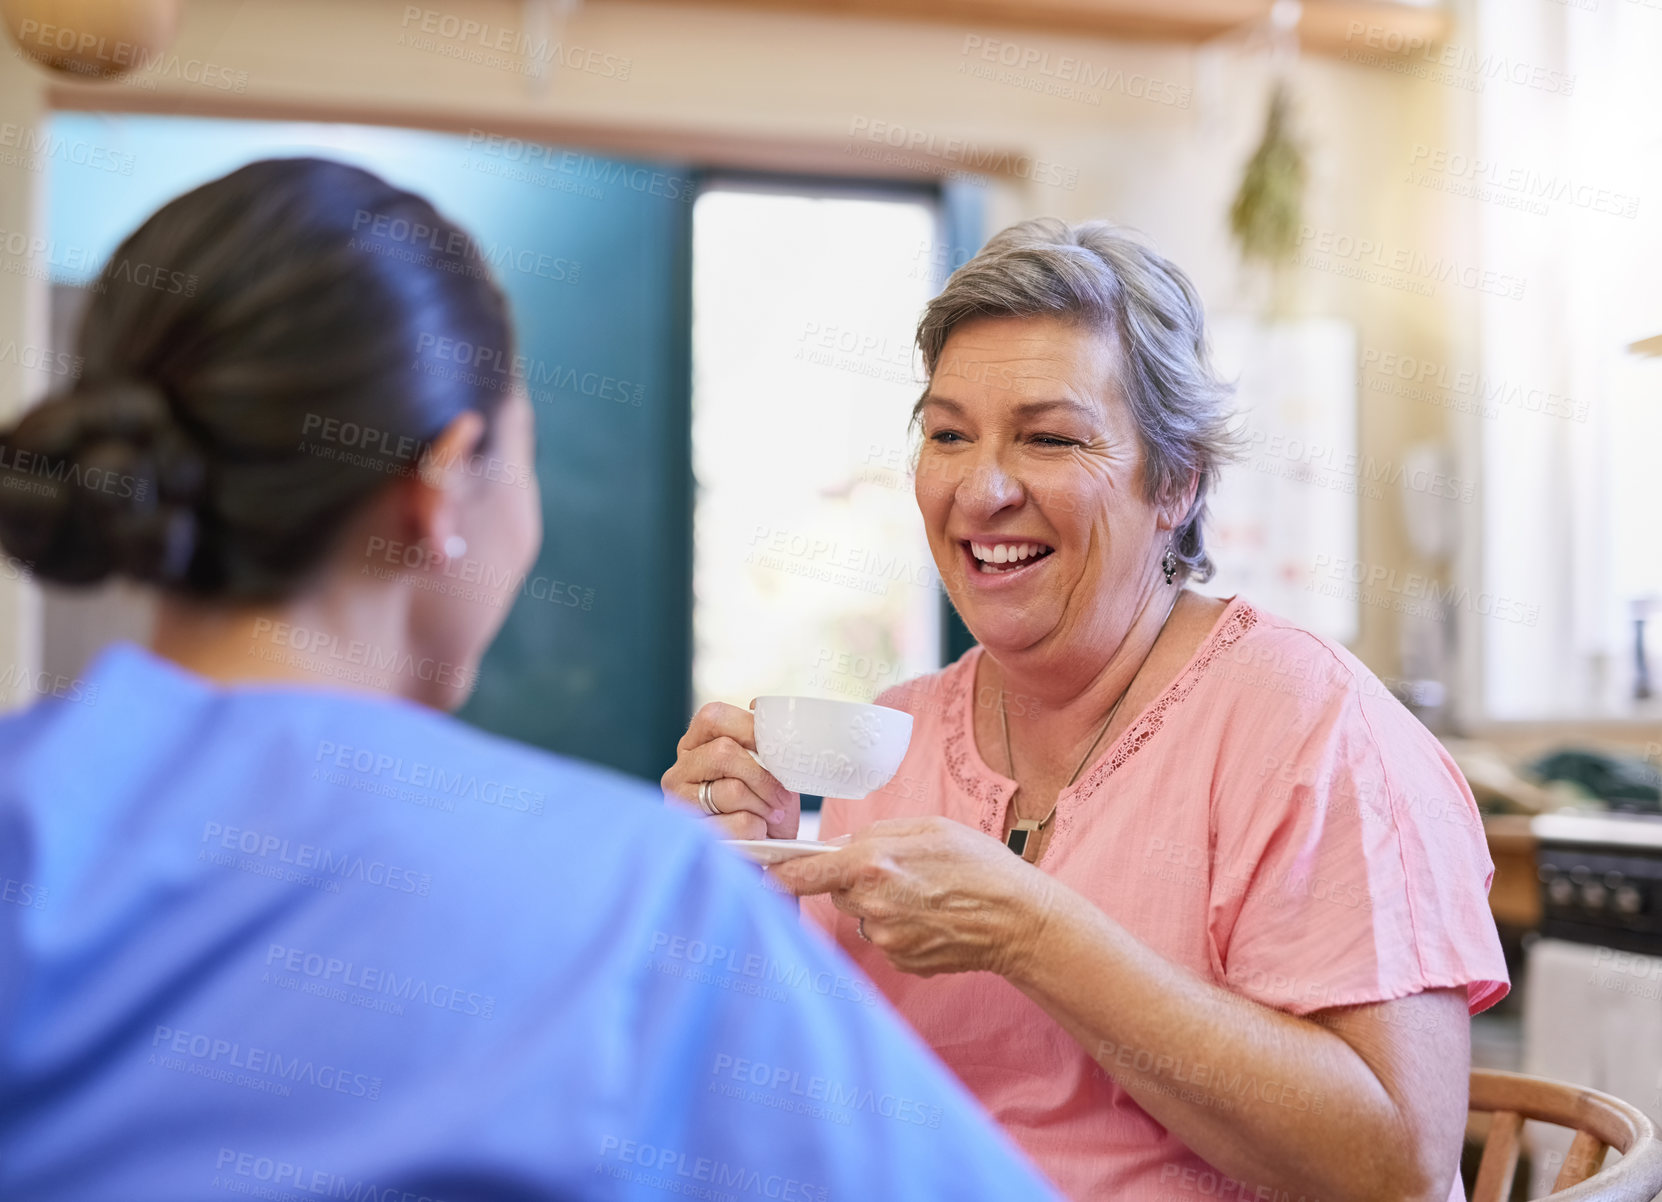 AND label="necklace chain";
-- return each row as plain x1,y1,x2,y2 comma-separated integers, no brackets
999,588,1184,839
